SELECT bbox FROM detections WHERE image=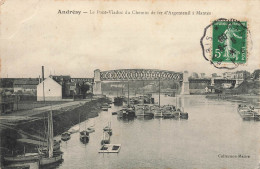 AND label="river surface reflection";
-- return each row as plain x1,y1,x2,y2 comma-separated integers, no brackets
53,95,260,169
